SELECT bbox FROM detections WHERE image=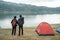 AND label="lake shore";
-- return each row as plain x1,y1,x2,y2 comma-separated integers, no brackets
0,24,60,40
